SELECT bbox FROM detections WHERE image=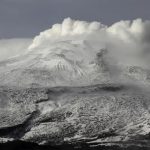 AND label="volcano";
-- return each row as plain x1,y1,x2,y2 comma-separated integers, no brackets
0,18,150,150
